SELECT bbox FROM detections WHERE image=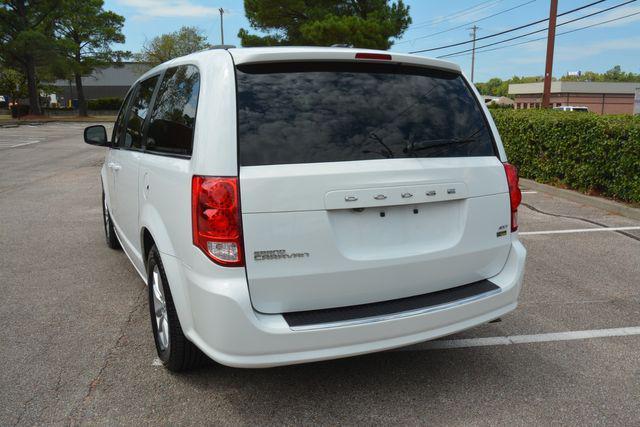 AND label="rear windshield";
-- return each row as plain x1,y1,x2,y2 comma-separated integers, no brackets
236,62,496,166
